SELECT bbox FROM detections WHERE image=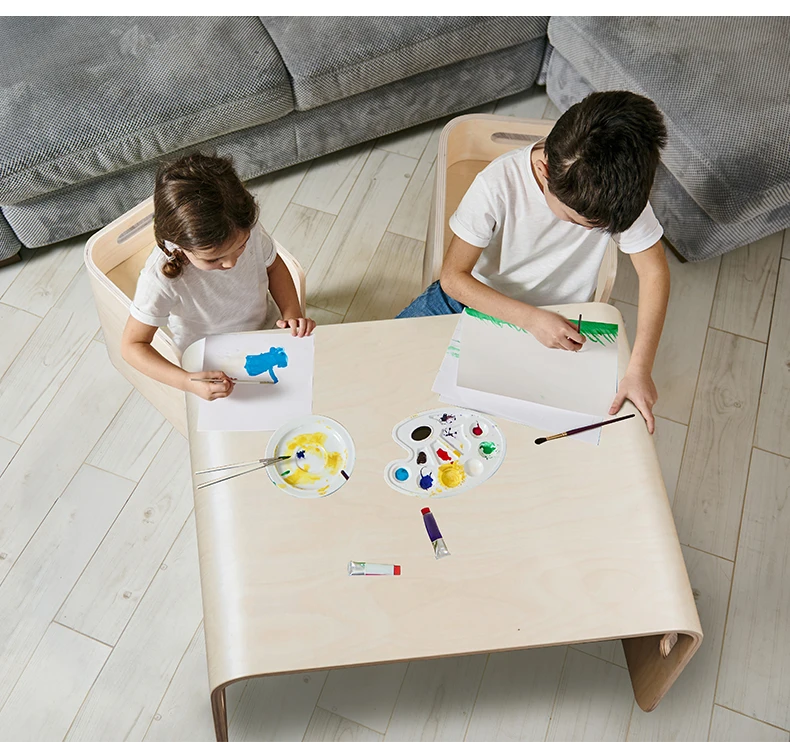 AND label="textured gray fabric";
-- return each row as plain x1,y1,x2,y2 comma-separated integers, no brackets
261,16,548,111
547,17,790,224
3,38,544,250
0,17,292,204
545,48,790,261
0,211,22,260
